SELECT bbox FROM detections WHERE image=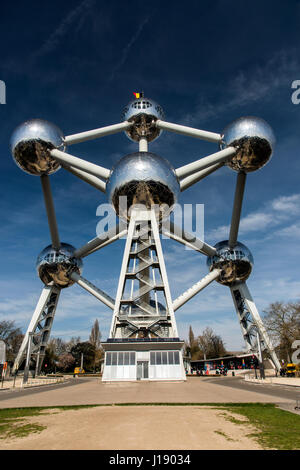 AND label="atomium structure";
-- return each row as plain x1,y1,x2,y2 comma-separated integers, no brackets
11,94,281,381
